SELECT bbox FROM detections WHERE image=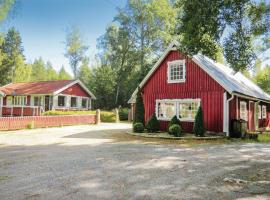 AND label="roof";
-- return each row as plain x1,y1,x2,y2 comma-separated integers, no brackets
0,80,96,99
128,40,270,103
